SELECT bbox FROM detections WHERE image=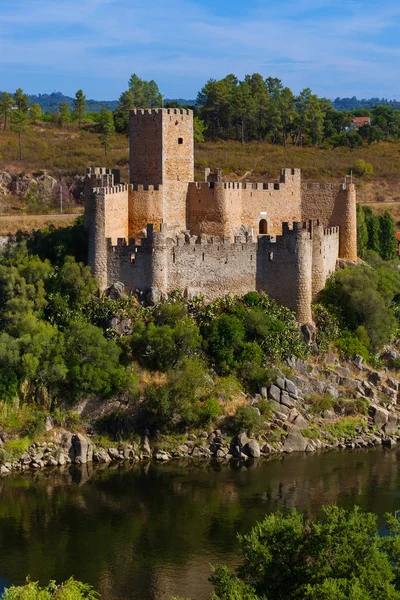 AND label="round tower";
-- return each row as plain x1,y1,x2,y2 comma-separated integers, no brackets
311,220,325,300
148,225,168,303
339,183,357,261
293,222,313,324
